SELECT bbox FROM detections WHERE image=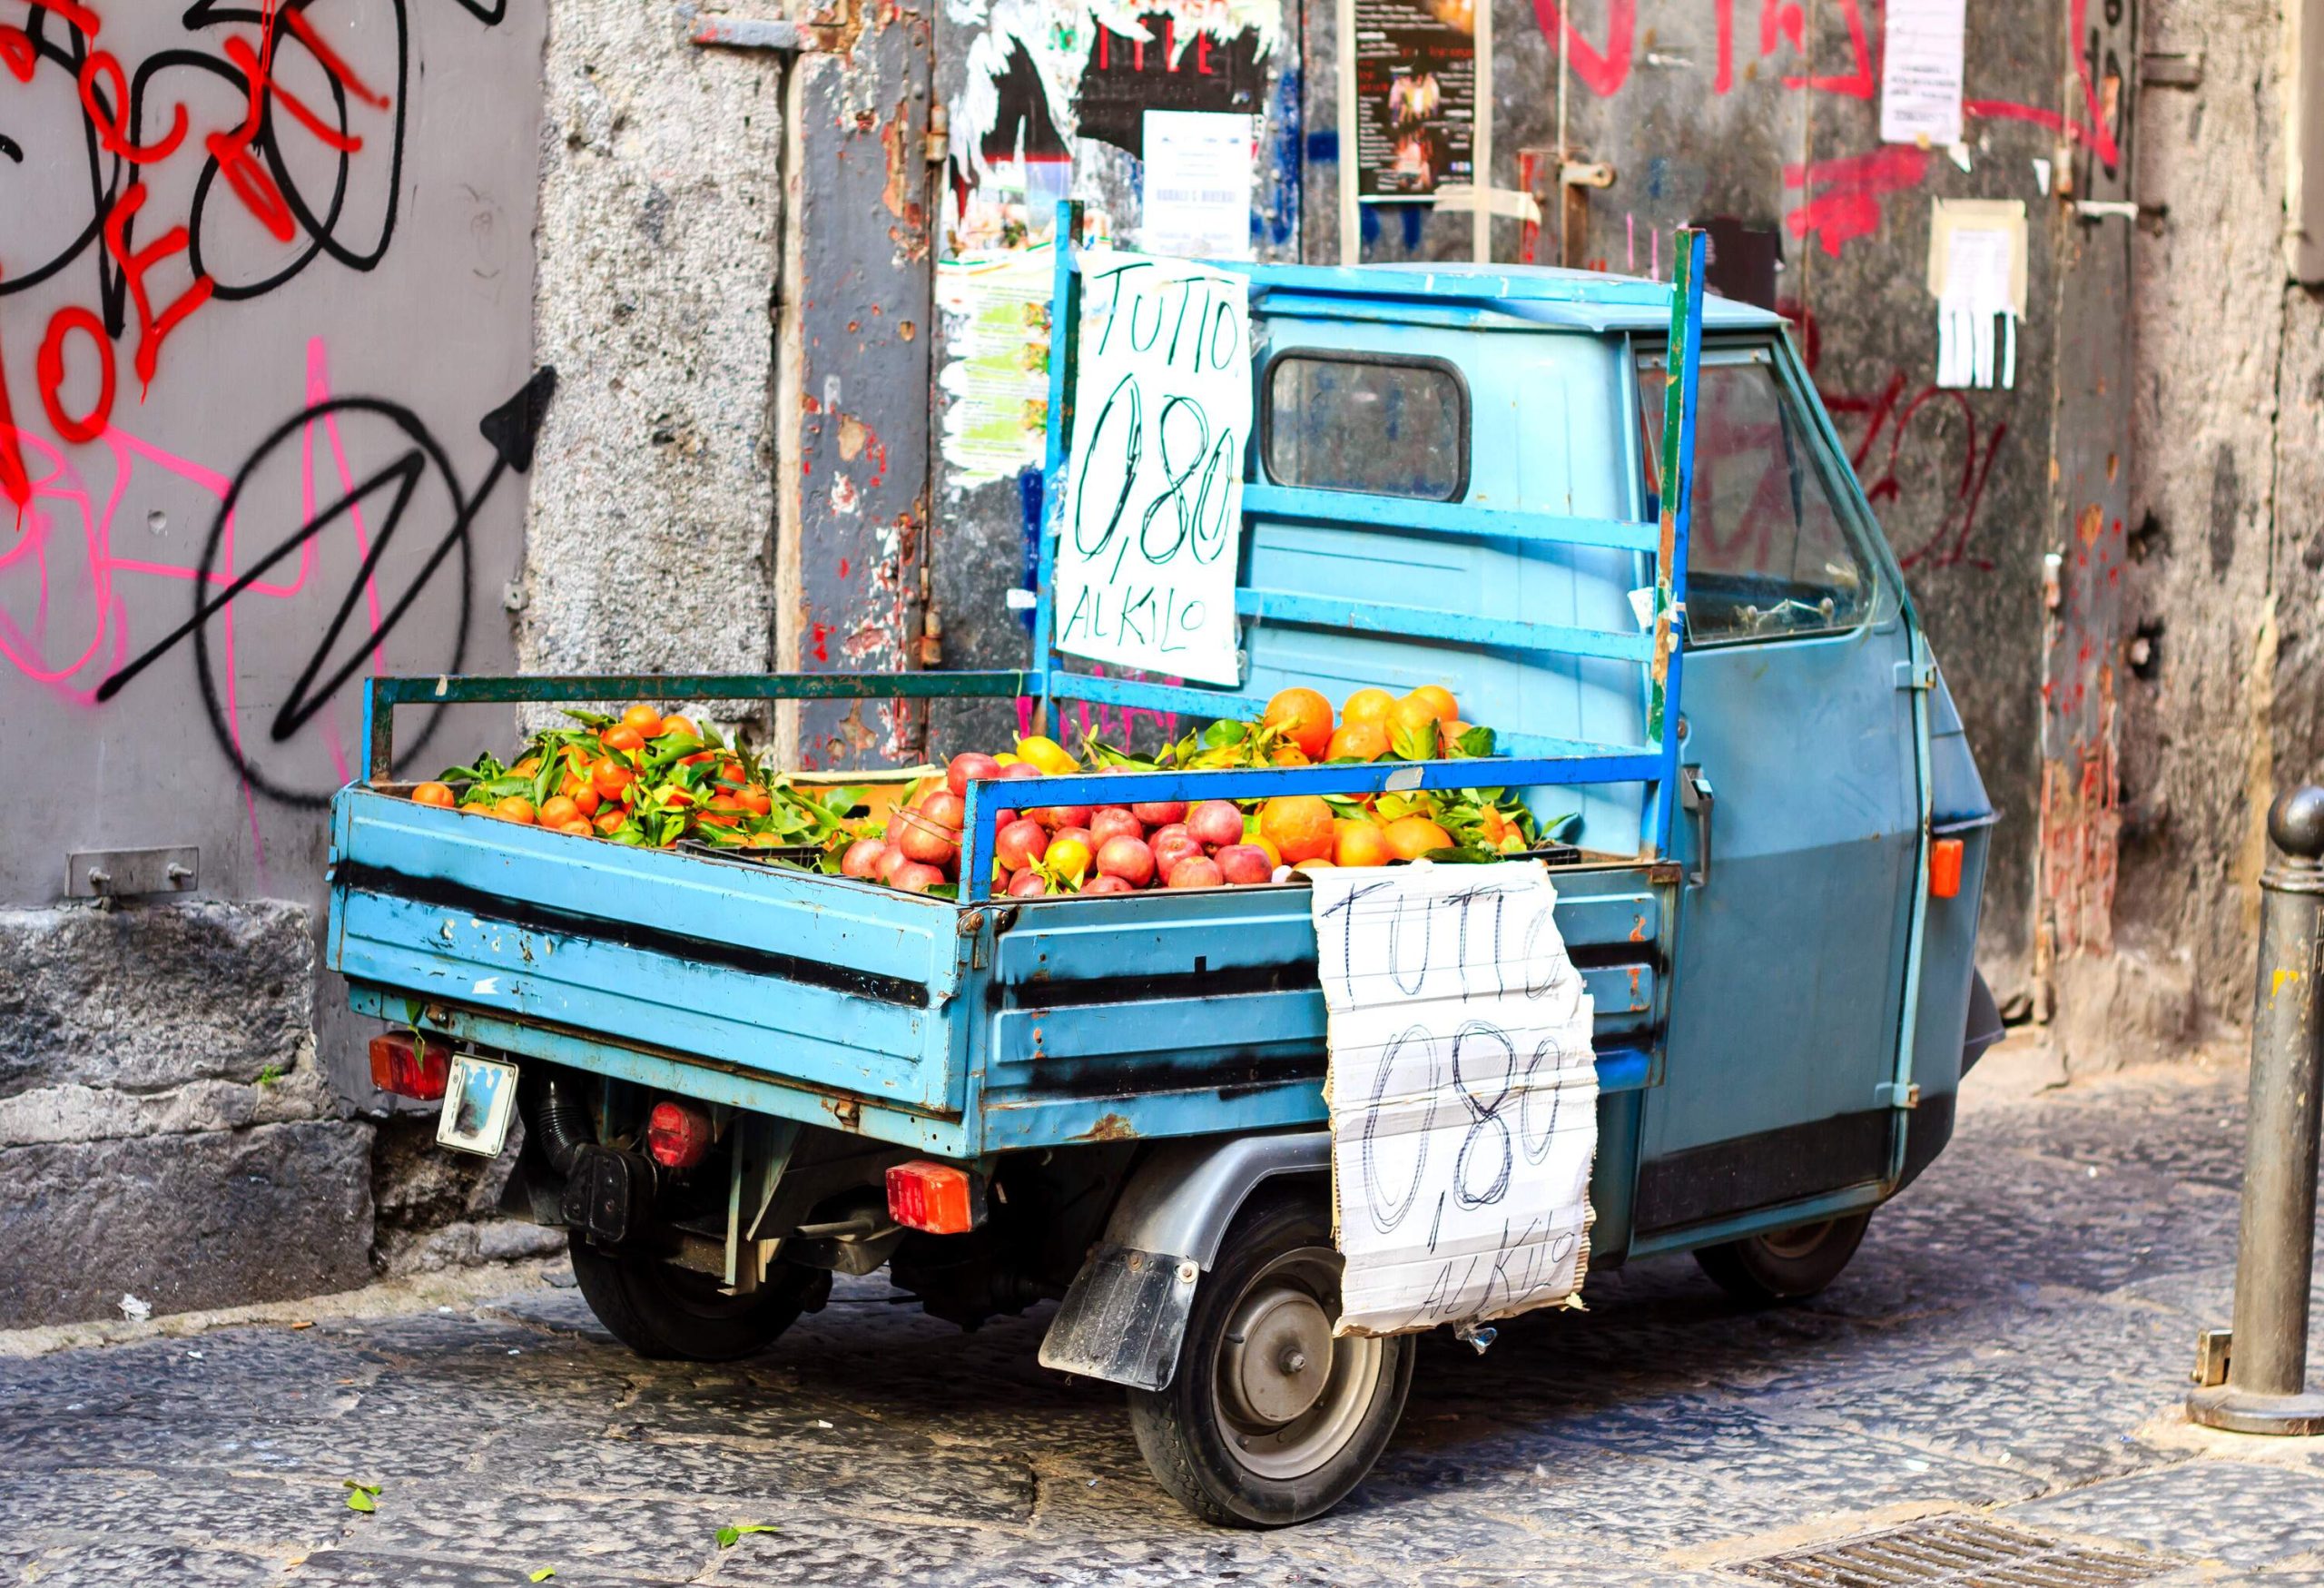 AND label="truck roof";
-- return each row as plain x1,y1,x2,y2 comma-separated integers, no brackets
1245,261,1787,336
